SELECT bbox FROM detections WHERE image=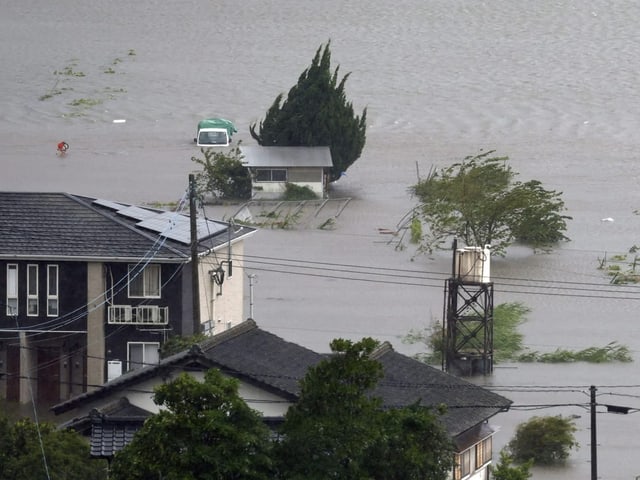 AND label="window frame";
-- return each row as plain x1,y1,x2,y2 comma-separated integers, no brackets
127,342,160,371
255,168,287,182
47,265,59,317
128,264,161,298
6,264,18,316
27,264,38,316
475,436,492,469
454,448,472,480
